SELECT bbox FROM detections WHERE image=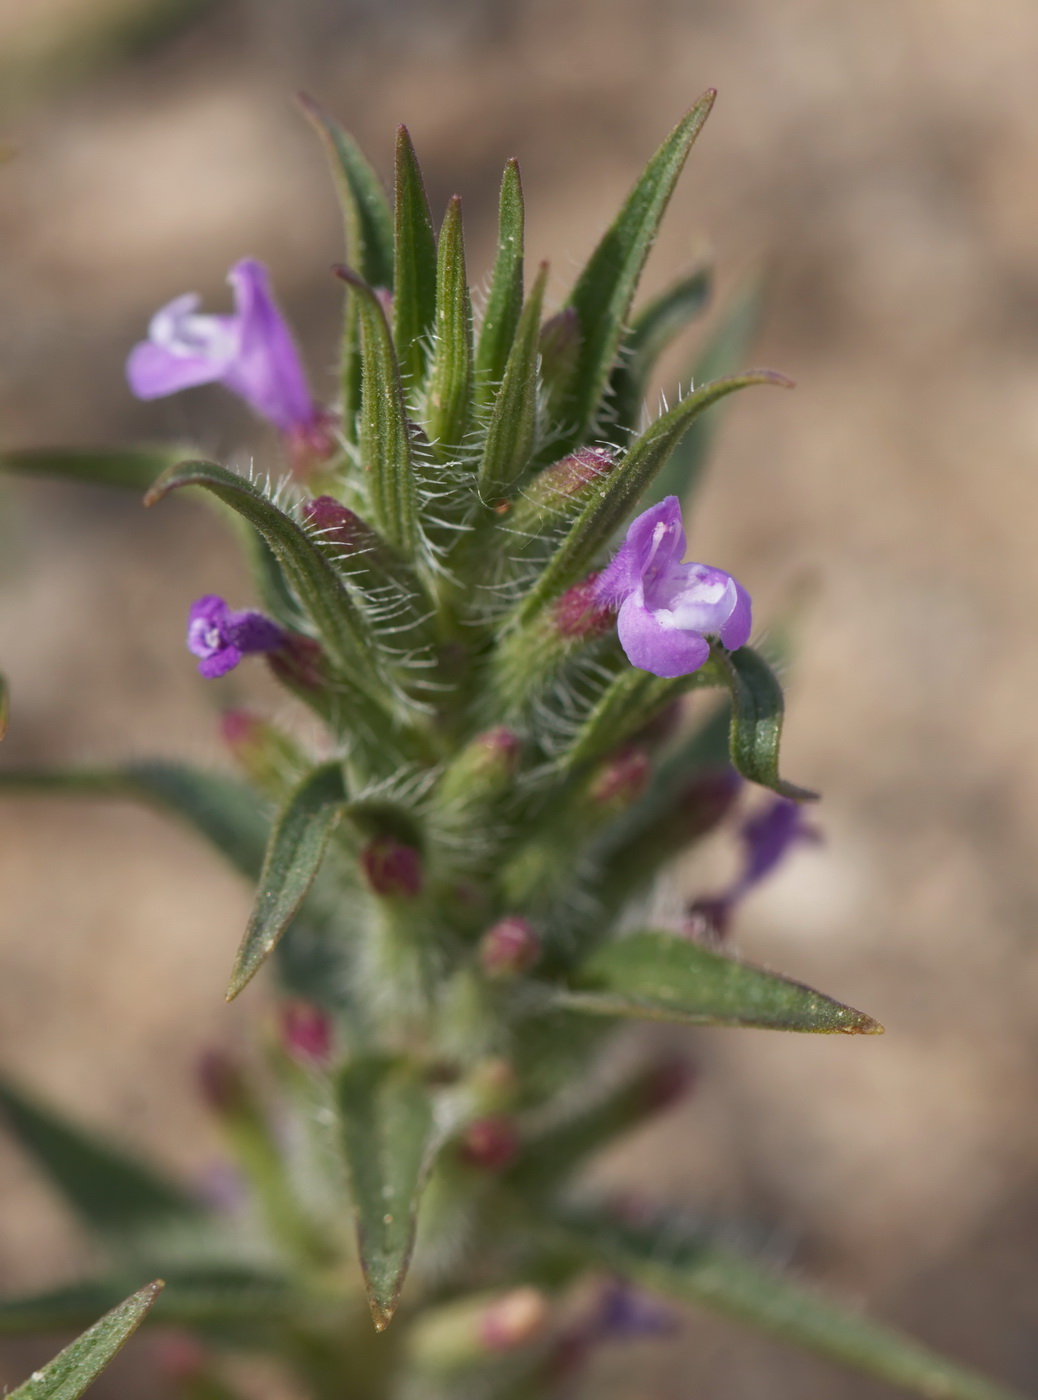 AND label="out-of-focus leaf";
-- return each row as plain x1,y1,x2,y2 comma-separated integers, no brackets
298,94,394,288
554,93,715,451
7,1281,163,1400
0,672,8,740
609,261,712,435
146,460,381,688
641,275,765,512
561,932,881,1033
559,1208,1025,1400
336,1056,440,1331
710,645,817,801
474,158,525,410
393,126,437,391
426,196,473,460
556,666,694,772
478,262,548,501
227,762,347,1000
0,1078,198,1236
517,372,791,623
0,445,187,493
335,269,421,559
